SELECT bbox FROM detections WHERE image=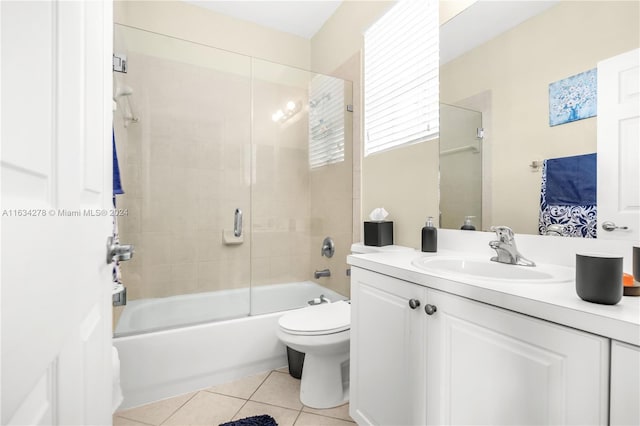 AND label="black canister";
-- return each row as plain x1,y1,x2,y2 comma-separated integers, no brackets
633,246,640,283
575,253,623,305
